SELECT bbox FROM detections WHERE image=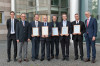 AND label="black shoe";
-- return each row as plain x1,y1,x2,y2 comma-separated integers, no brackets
91,59,95,63
51,56,54,59
66,57,69,61
14,58,17,62
40,58,44,61
62,58,65,61
35,57,39,60
80,57,83,61
55,56,58,59
84,58,90,62
7,59,11,62
32,59,35,61
74,57,78,60
47,58,50,61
